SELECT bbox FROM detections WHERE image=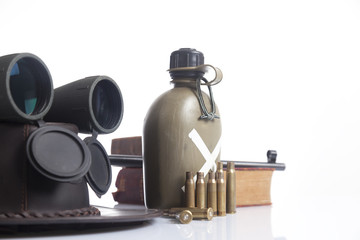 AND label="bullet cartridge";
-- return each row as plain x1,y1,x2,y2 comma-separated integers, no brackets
217,171,226,216
167,207,214,221
163,209,193,224
207,171,217,215
185,172,195,208
226,161,236,214
216,161,224,180
177,210,193,224
196,172,206,209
